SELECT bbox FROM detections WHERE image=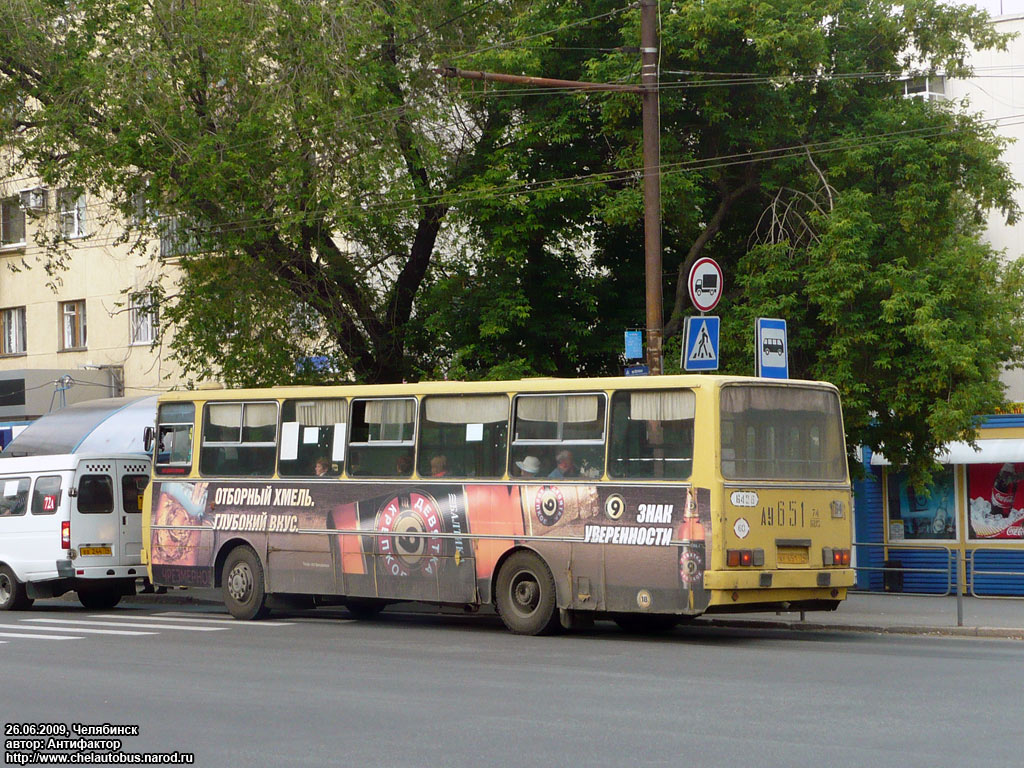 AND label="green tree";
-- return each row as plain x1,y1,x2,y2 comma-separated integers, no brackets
0,0,518,384
435,0,1024,481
